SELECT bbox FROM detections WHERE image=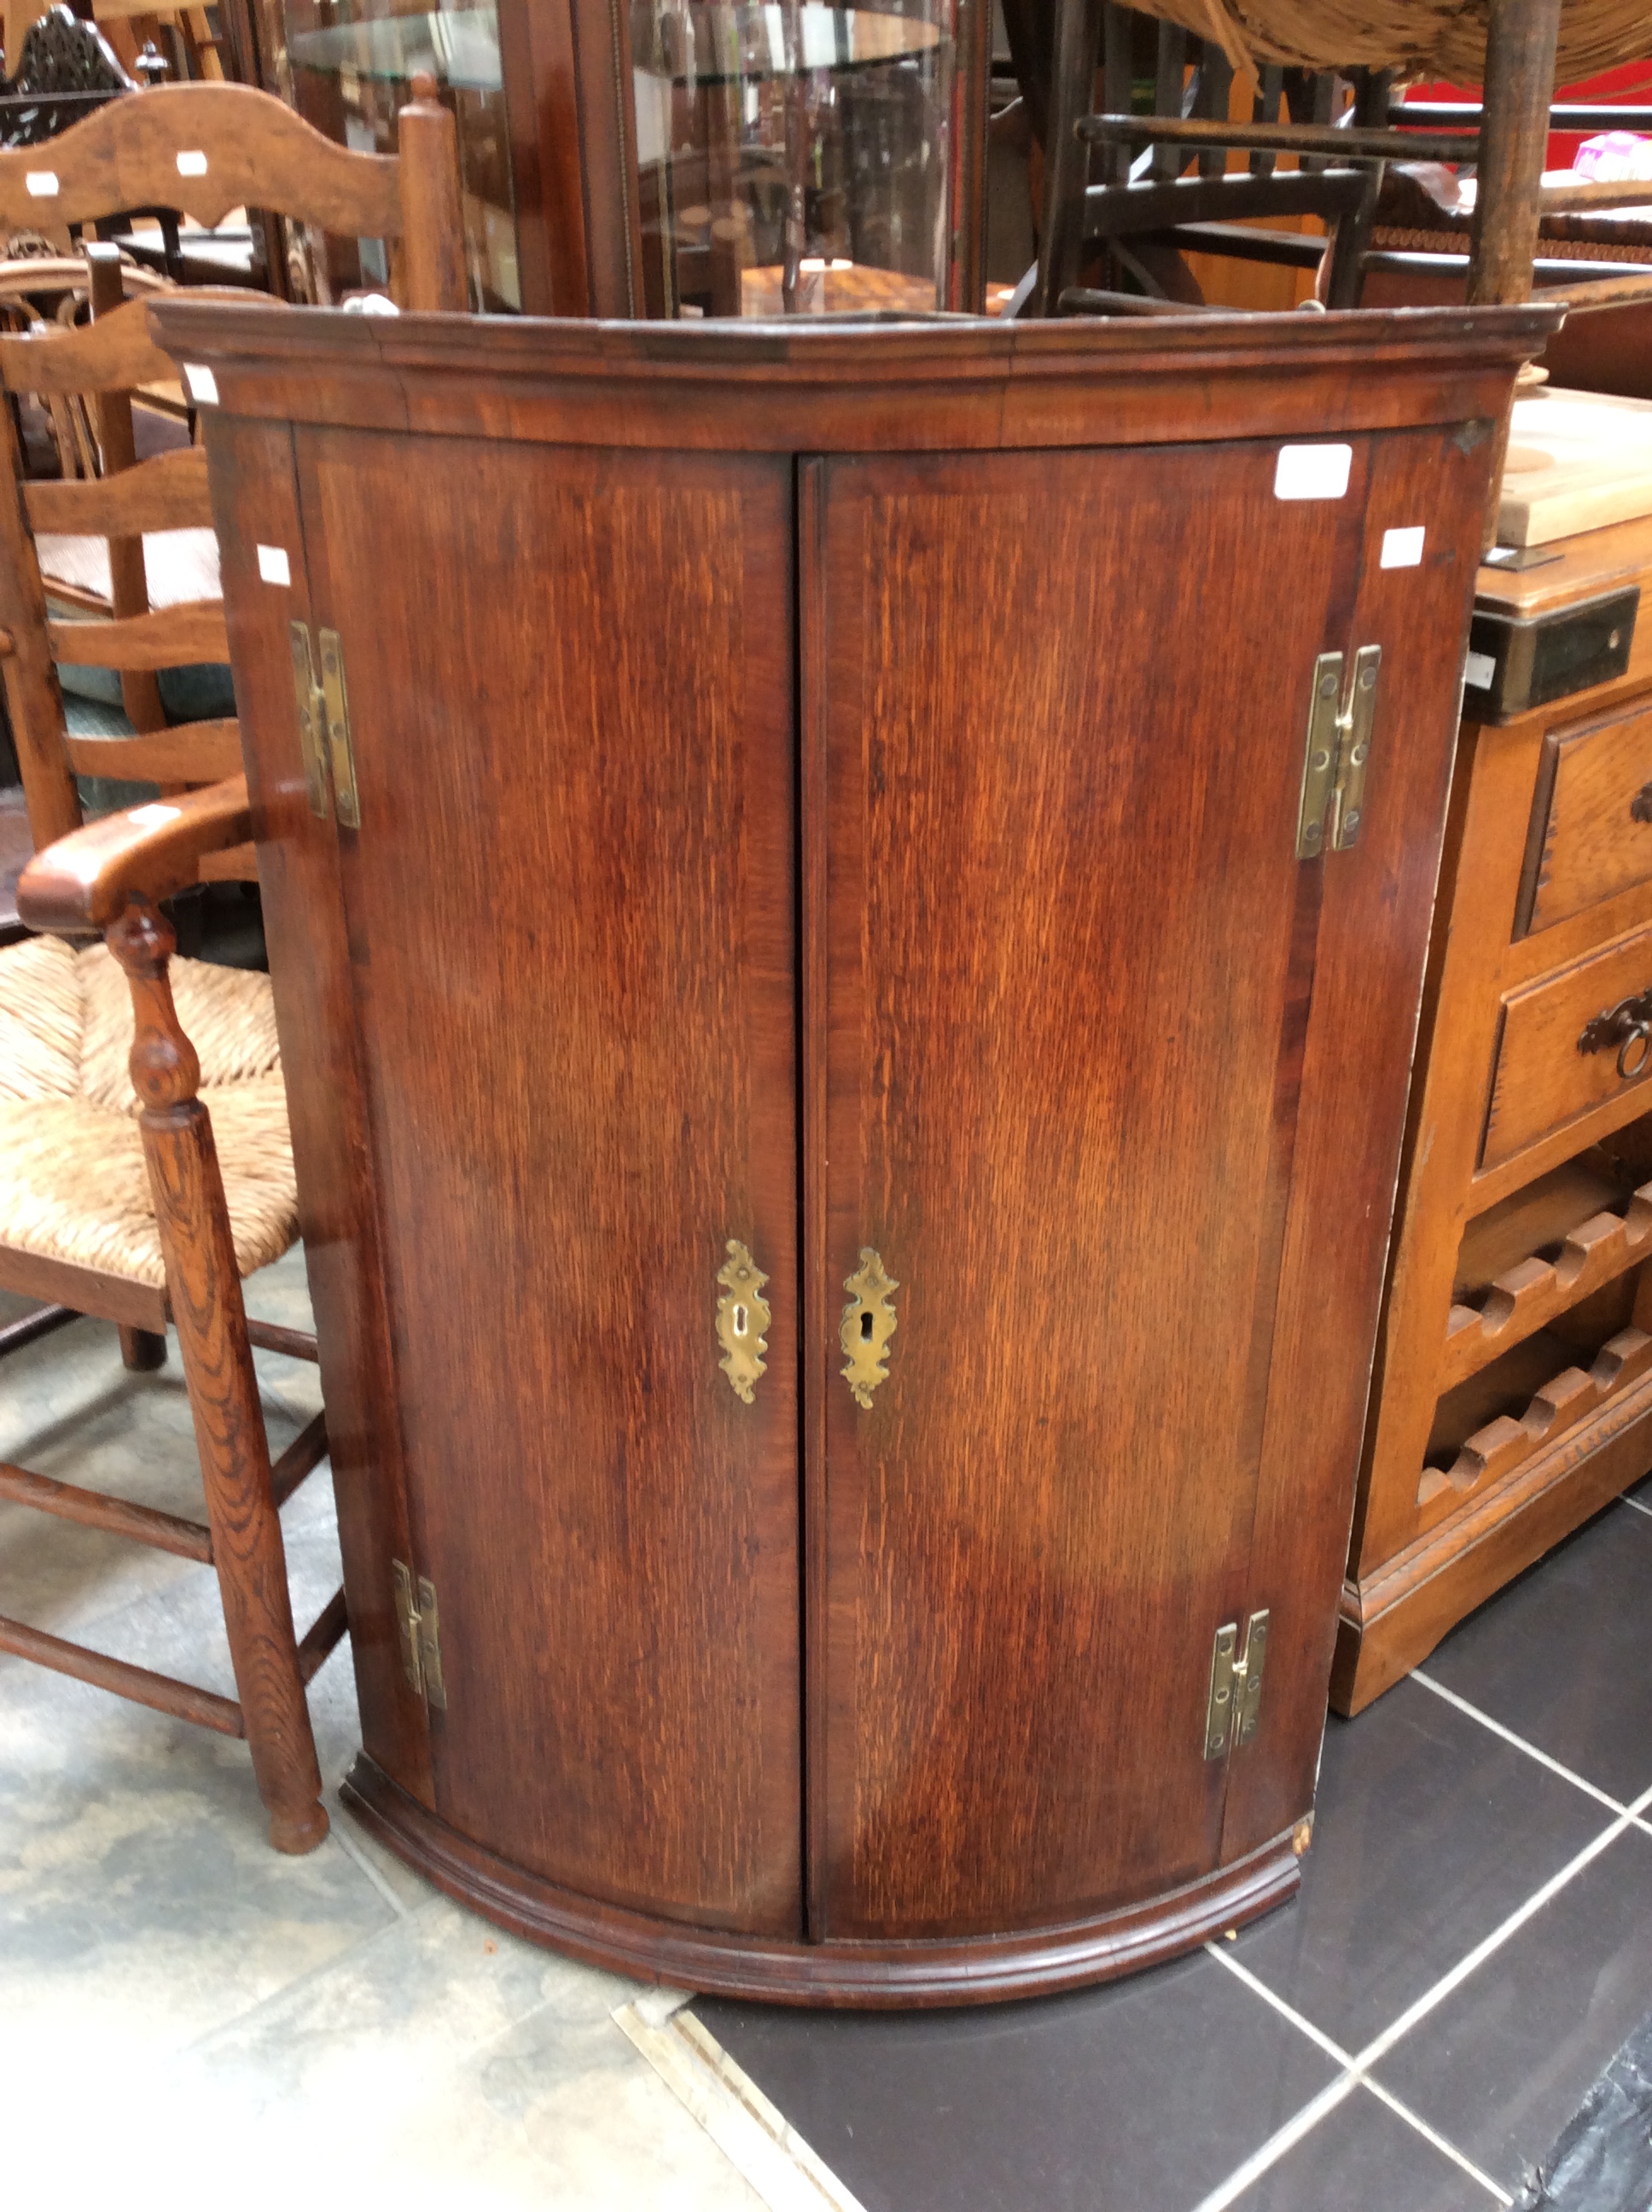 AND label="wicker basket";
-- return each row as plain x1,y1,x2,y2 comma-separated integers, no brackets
1135,1,1652,83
